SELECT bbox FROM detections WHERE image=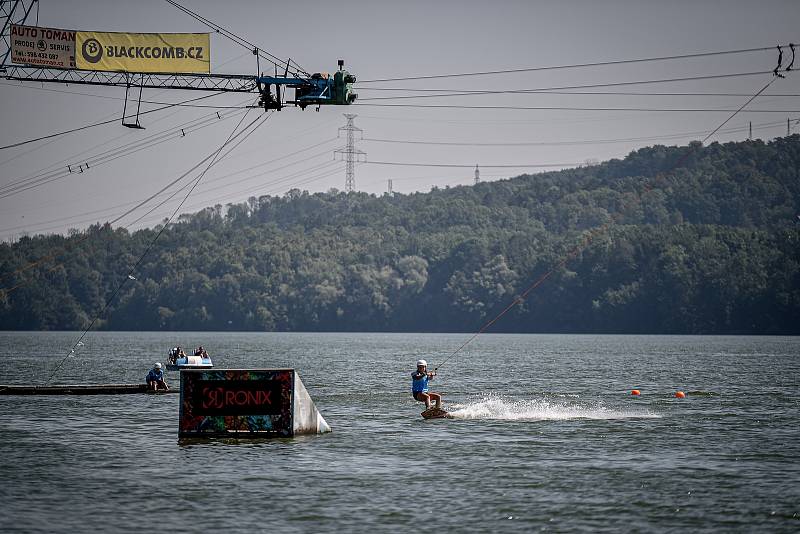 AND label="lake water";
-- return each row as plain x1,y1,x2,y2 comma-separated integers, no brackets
0,332,798,532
